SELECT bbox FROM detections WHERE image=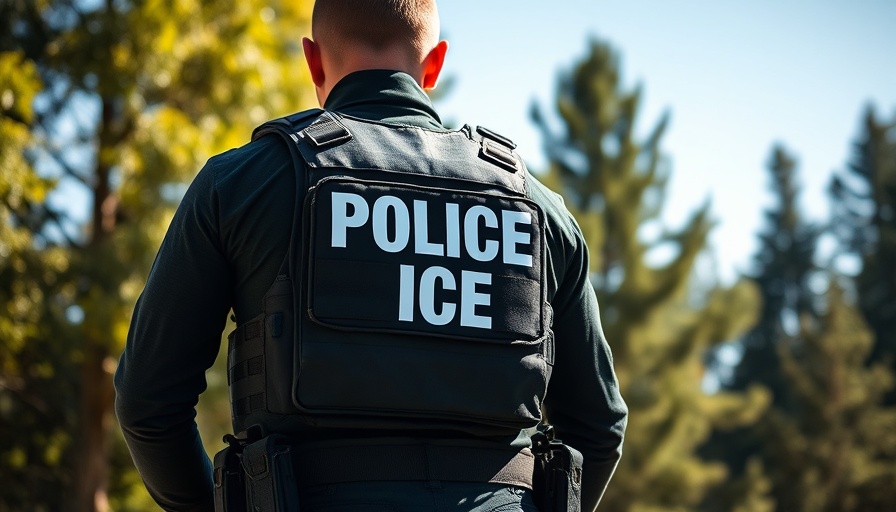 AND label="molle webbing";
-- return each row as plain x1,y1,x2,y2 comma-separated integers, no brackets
227,317,265,418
